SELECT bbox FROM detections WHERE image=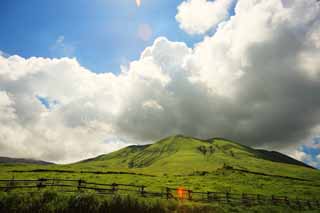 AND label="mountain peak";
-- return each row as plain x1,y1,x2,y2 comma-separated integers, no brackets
78,136,314,175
